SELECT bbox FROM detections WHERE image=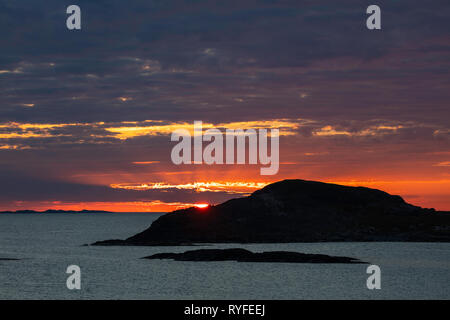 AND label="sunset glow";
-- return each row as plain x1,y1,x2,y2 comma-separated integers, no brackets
194,203,210,209
0,1,449,214
109,181,269,194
